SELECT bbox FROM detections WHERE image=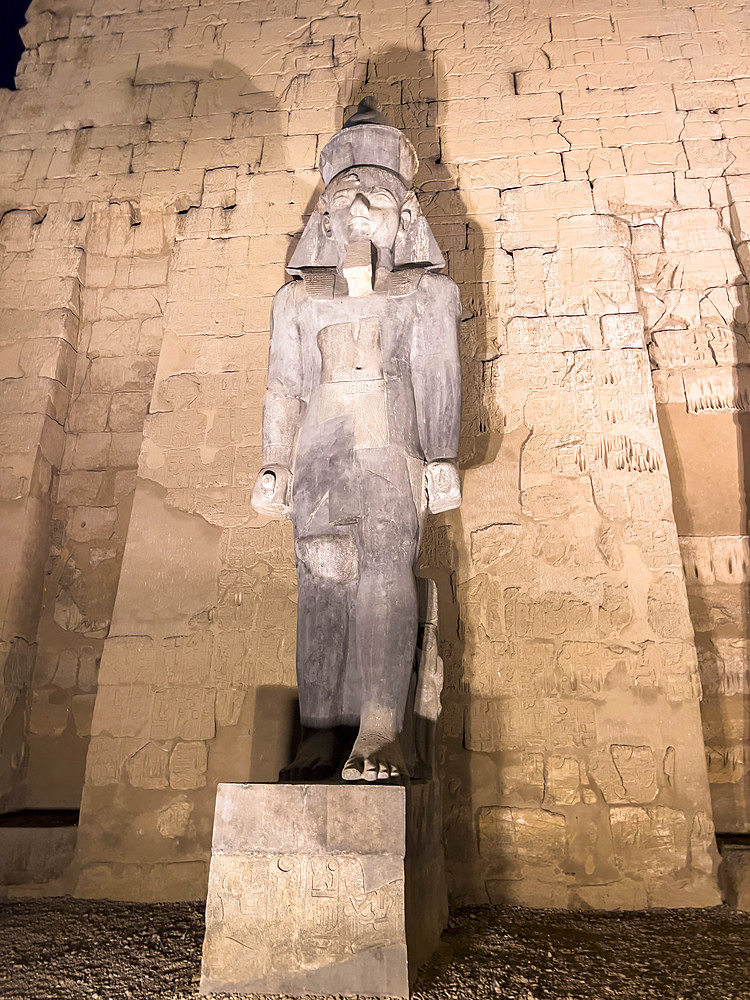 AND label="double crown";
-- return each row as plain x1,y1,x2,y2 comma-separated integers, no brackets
319,101,419,189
